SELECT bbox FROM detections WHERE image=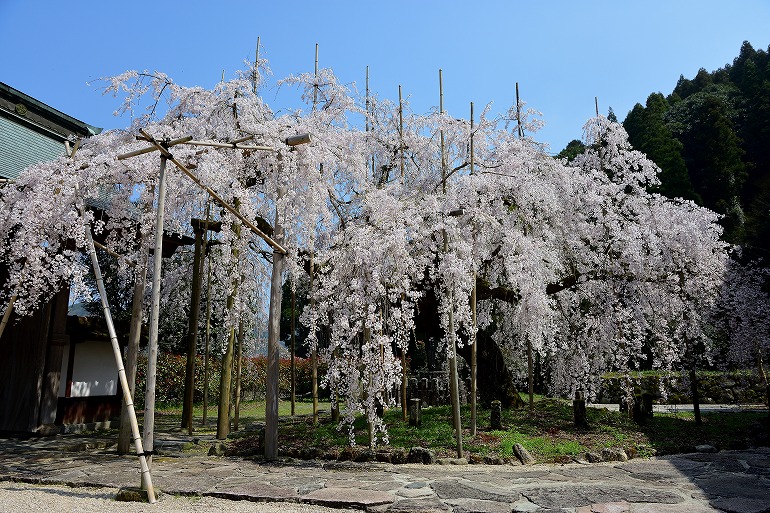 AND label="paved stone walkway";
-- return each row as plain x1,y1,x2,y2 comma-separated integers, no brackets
1,434,769,512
